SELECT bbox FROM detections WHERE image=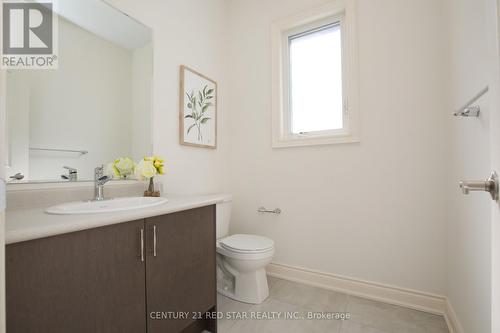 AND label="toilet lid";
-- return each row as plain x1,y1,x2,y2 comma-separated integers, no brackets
220,234,274,253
